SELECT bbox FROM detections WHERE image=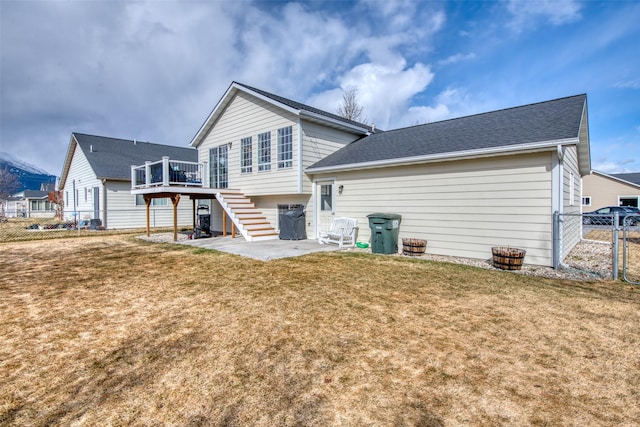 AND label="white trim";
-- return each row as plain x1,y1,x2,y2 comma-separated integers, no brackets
307,138,579,173
190,82,369,148
312,177,337,239
618,195,640,207
297,119,303,194
590,170,640,190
